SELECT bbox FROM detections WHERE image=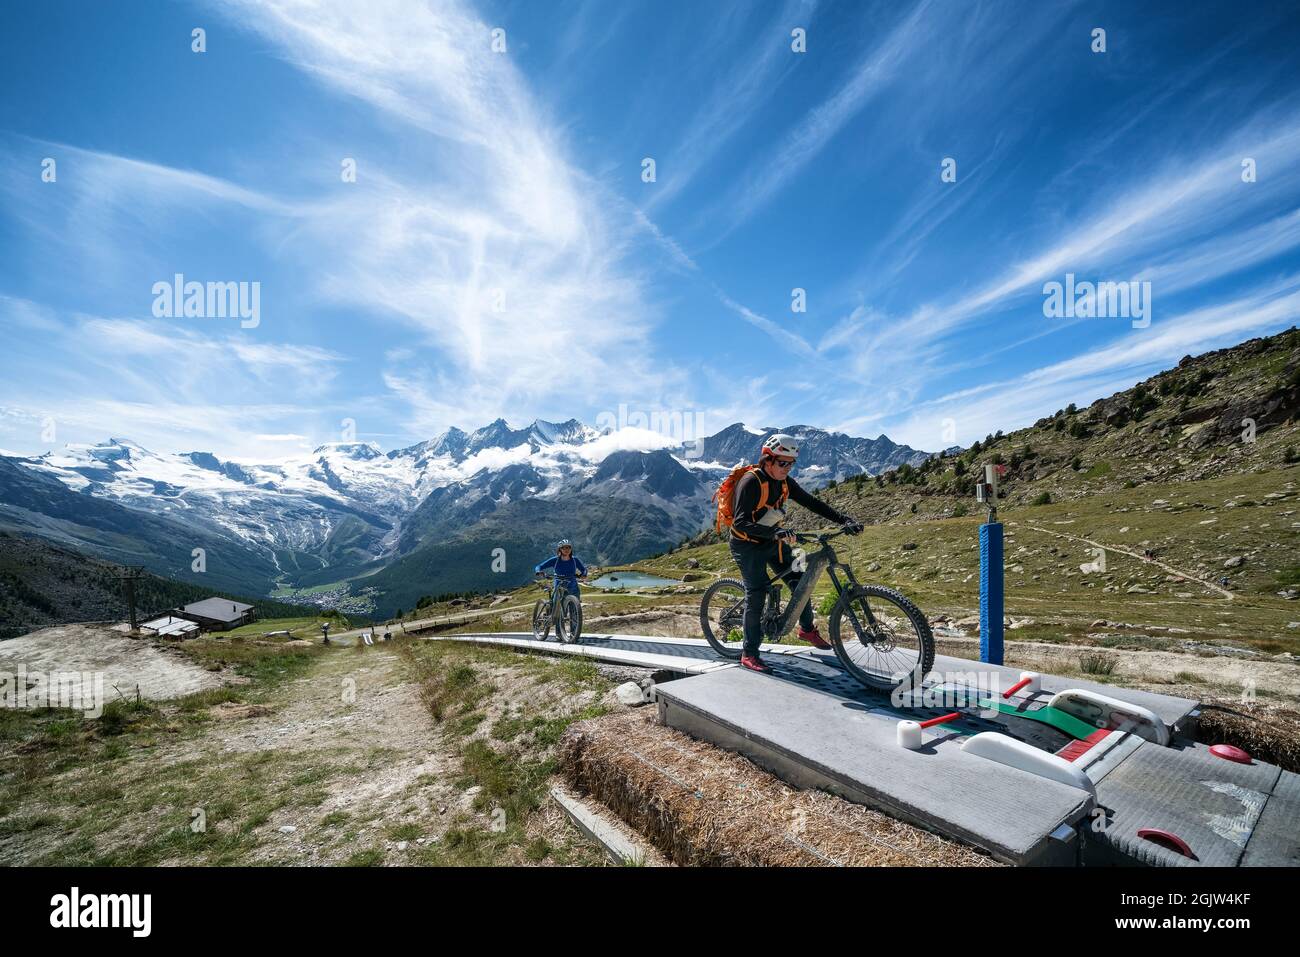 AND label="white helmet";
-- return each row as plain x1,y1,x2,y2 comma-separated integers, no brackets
760,433,800,460
556,539,573,552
